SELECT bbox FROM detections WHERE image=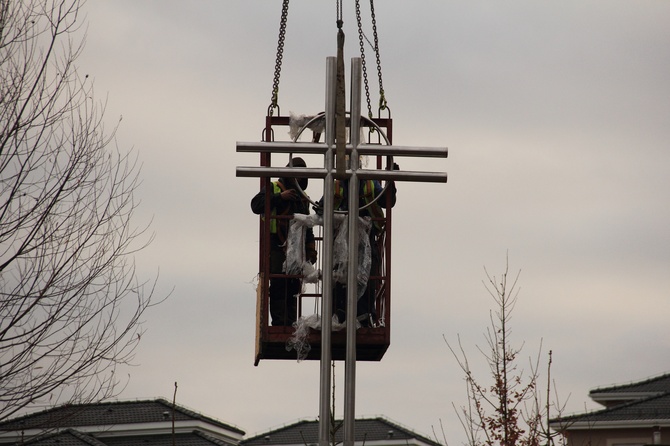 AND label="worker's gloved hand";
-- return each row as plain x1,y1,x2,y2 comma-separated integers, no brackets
280,189,300,201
